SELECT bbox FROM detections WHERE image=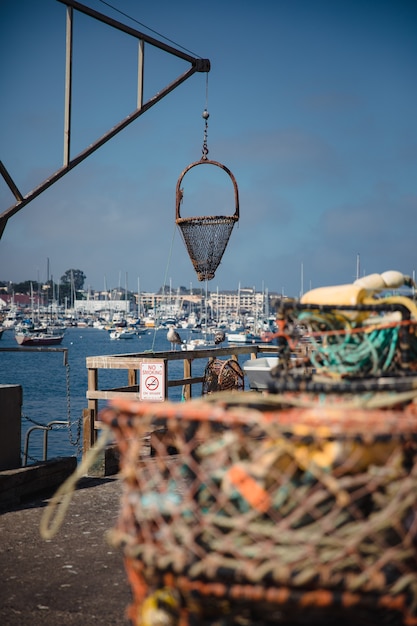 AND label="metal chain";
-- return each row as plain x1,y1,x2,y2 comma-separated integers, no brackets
201,71,210,160
21,414,67,464
19,359,82,461
22,448,43,464
201,109,209,160
22,413,48,428
65,361,82,454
